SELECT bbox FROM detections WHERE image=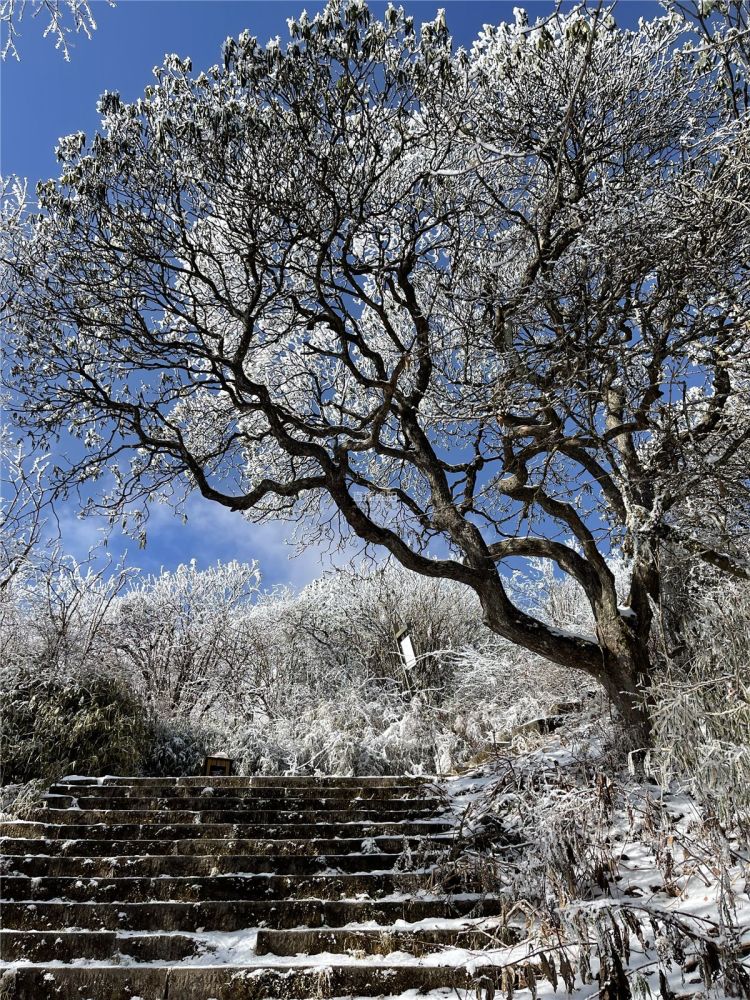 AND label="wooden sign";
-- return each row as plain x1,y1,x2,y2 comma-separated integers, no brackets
203,754,233,777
